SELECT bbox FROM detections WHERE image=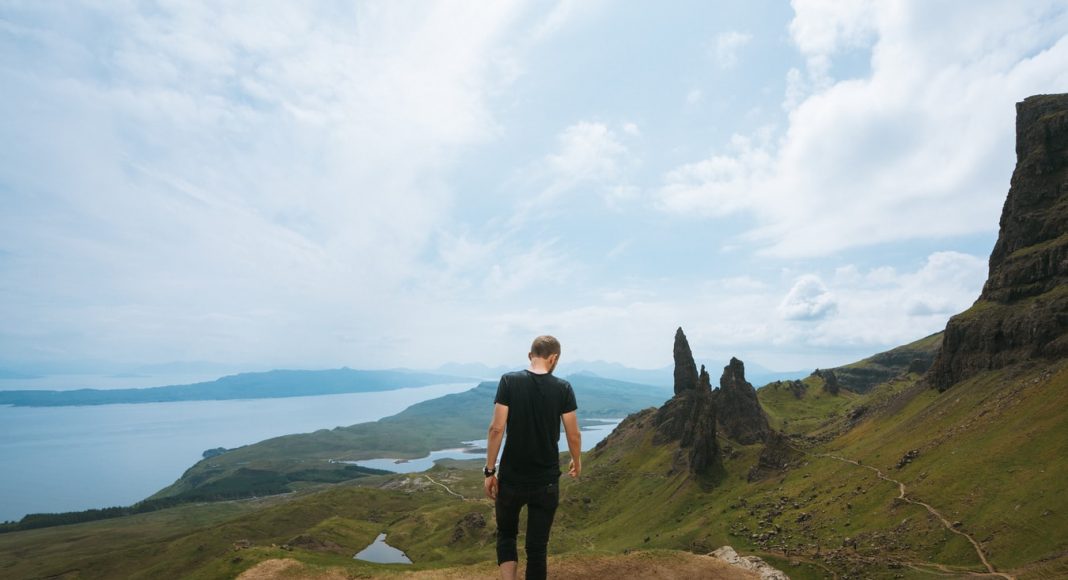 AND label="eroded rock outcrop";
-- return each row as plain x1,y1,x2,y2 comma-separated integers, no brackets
715,358,770,445
654,329,720,476
928,94,1068,391
815,369,840,395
